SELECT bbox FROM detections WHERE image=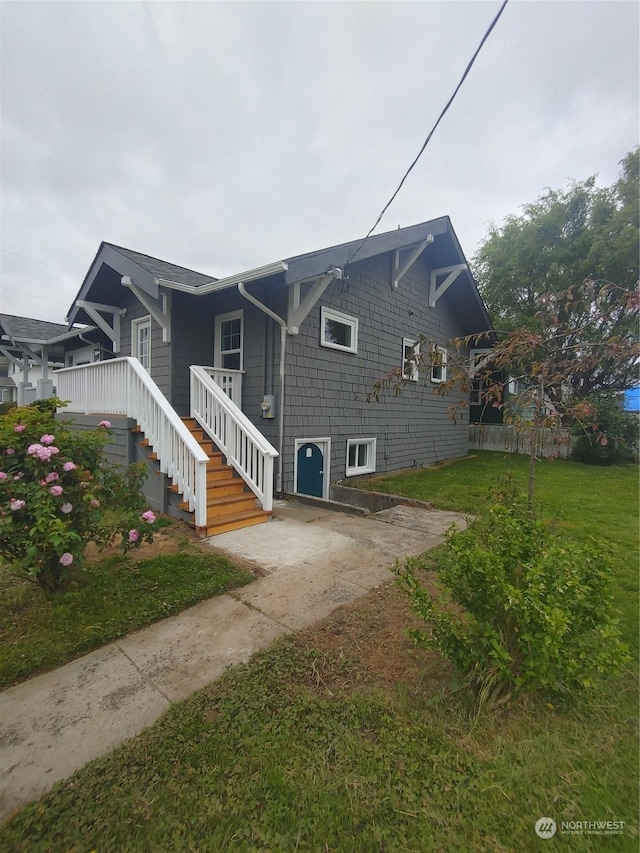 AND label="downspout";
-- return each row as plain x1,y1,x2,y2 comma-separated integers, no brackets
237,281,287,495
